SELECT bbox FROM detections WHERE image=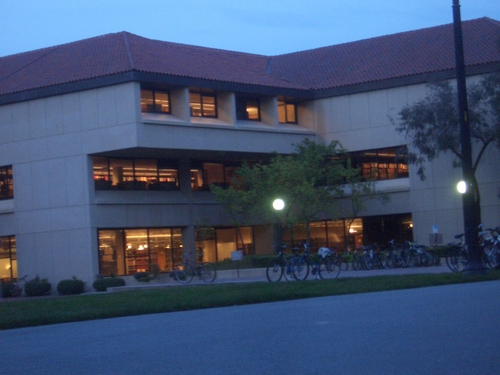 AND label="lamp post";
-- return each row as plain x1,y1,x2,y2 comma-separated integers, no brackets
272,199,285,252
452,0,483,272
